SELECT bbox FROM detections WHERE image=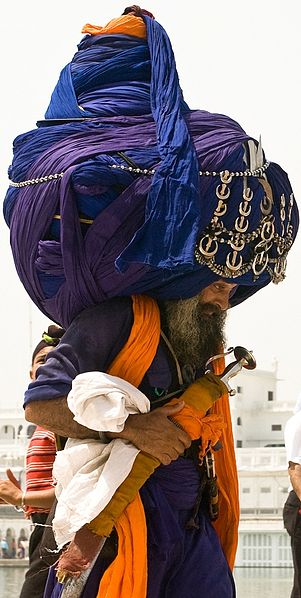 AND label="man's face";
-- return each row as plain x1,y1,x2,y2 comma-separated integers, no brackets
199,280,237,313
30,346,53,381
162,279,236,373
